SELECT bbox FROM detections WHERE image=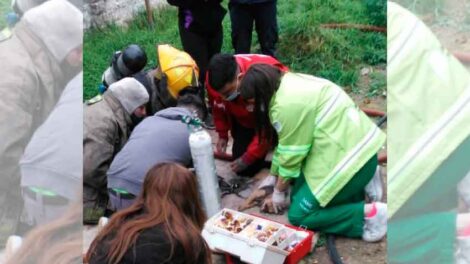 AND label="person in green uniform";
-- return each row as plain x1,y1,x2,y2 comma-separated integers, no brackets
239,64,387,241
